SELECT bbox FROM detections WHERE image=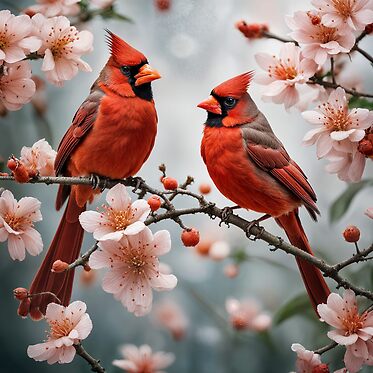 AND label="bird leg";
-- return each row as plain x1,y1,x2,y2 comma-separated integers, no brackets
127,176,145,193
219,205,241,227
246,214,271,241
